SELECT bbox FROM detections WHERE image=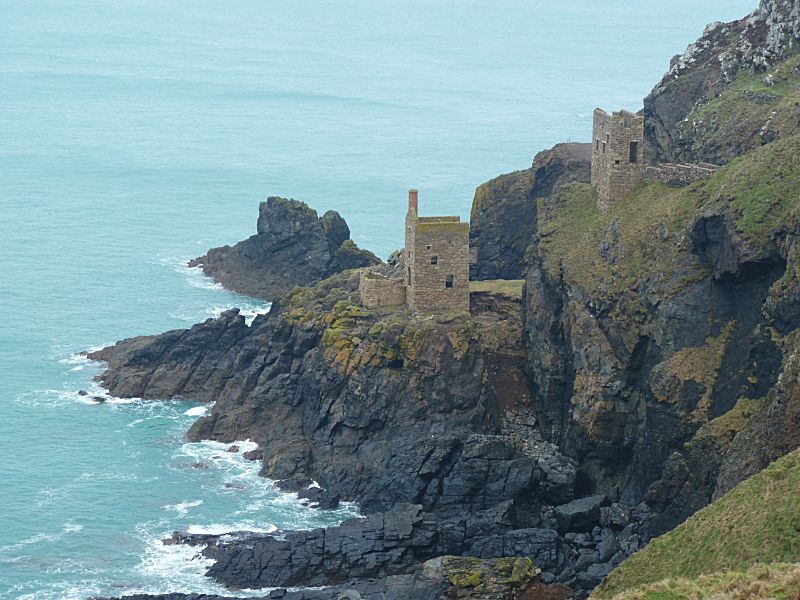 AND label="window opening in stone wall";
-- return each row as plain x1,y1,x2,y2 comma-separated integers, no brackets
426,244,432,250
602,141,606,154
430,255,438,265
629,141,639,163
445,274,453,289
407,266,411,281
